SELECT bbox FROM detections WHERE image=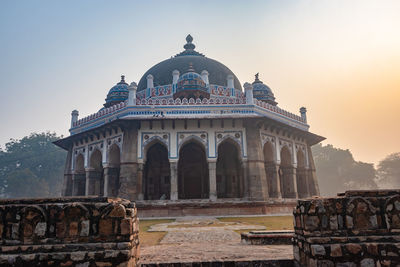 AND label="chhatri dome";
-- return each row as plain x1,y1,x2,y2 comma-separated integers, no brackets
104,75,129,108
252,73,277,106
137,34,242,91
